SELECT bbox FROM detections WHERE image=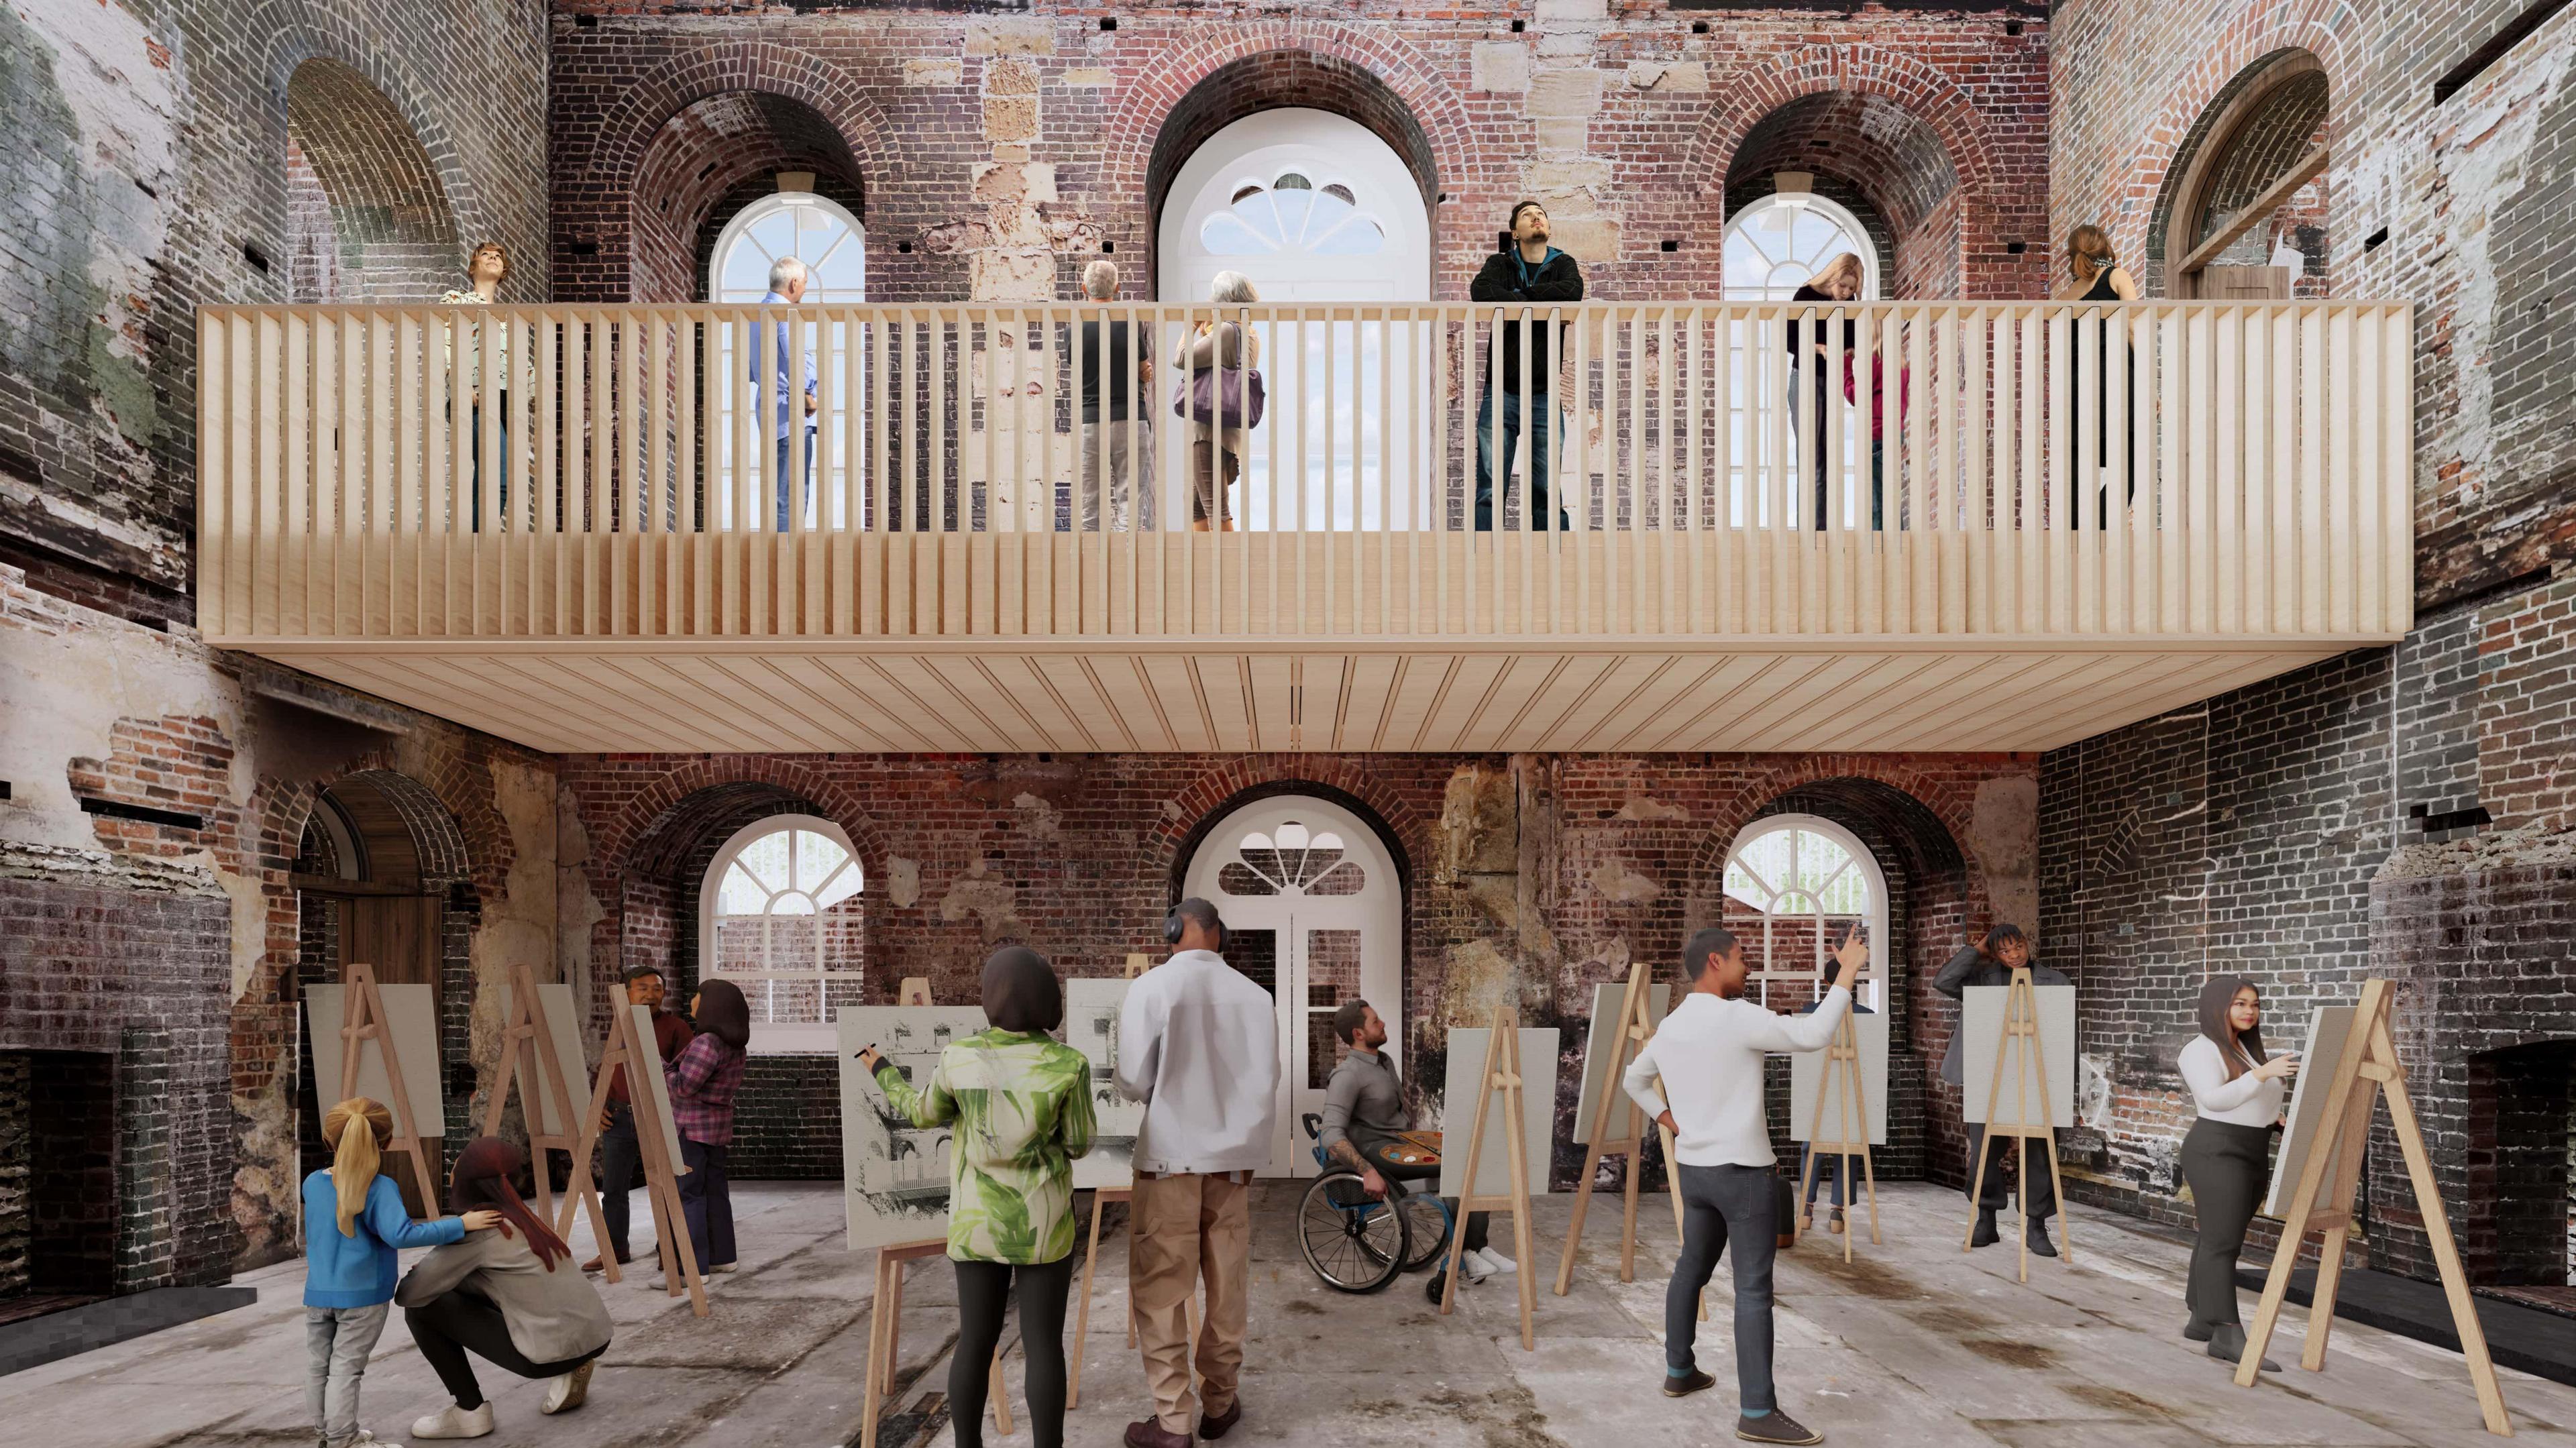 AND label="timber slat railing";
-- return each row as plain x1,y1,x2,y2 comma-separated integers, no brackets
197,300,2412,643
